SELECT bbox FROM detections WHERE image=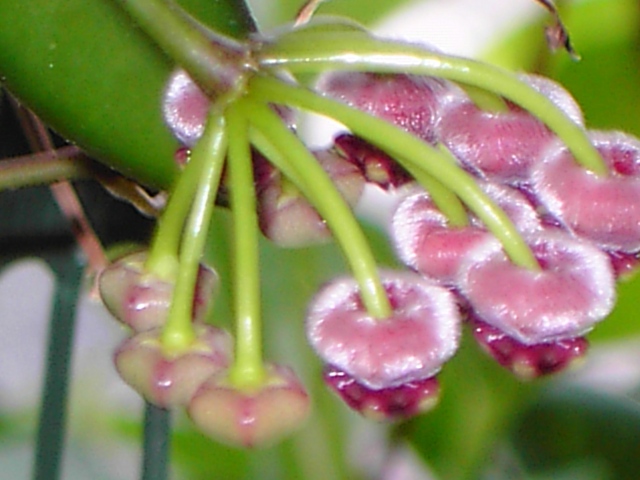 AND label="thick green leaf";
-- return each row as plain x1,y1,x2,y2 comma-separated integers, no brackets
0,0,254,189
